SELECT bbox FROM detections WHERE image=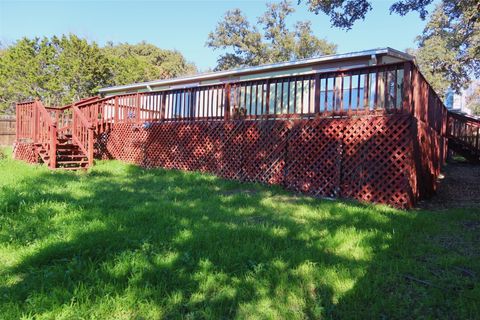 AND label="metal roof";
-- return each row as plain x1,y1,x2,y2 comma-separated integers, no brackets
99,47,414,94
